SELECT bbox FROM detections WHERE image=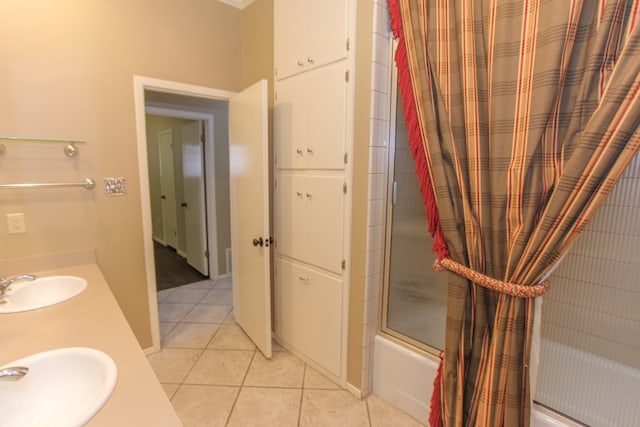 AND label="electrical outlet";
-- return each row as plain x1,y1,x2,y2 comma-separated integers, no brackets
7,213,26,234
